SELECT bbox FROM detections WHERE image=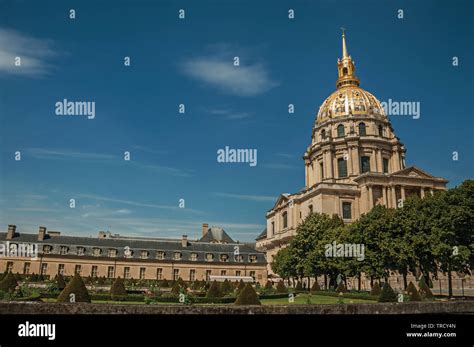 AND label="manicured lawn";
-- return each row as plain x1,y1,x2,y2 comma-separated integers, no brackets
261,294,376,305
